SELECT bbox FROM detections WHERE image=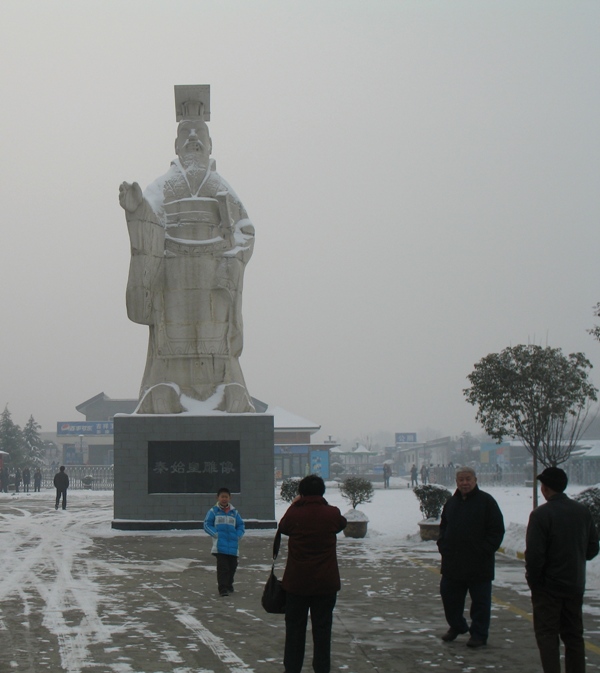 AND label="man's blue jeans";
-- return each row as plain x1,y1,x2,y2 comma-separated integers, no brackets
440,576,492,641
